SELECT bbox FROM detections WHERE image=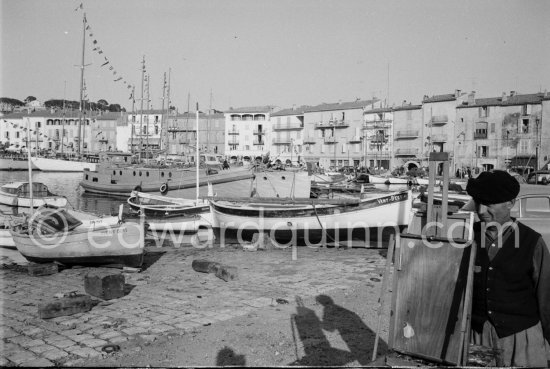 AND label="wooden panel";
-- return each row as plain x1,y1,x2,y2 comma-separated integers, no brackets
389,211,474,365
